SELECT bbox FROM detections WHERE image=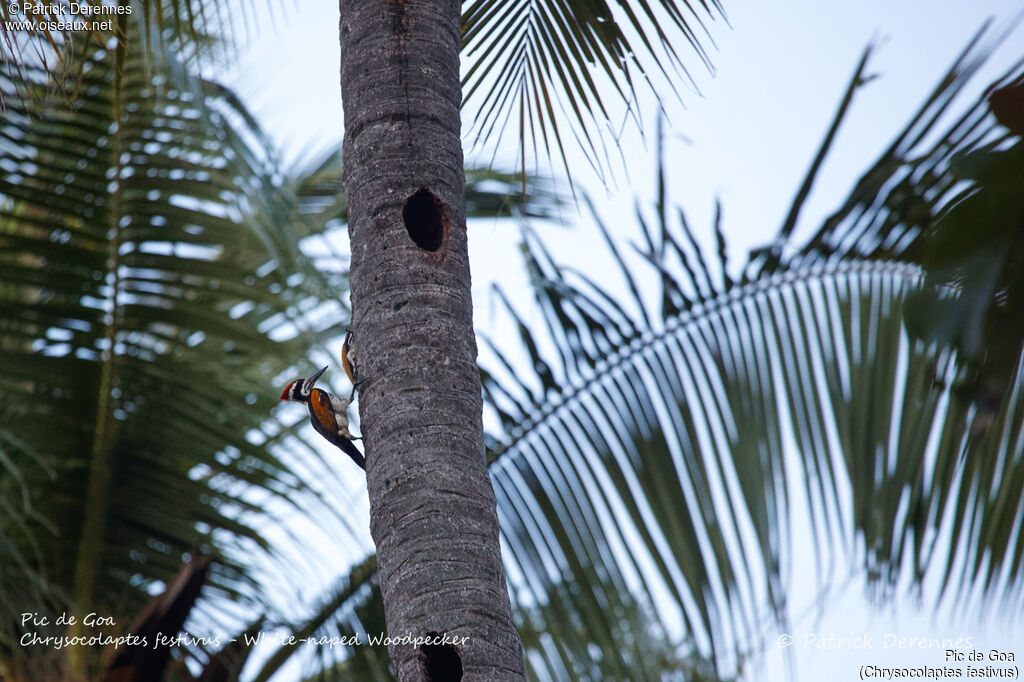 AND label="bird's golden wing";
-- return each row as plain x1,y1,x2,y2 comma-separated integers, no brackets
341,330,356,385
309,389,341,436
309,388,365,469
